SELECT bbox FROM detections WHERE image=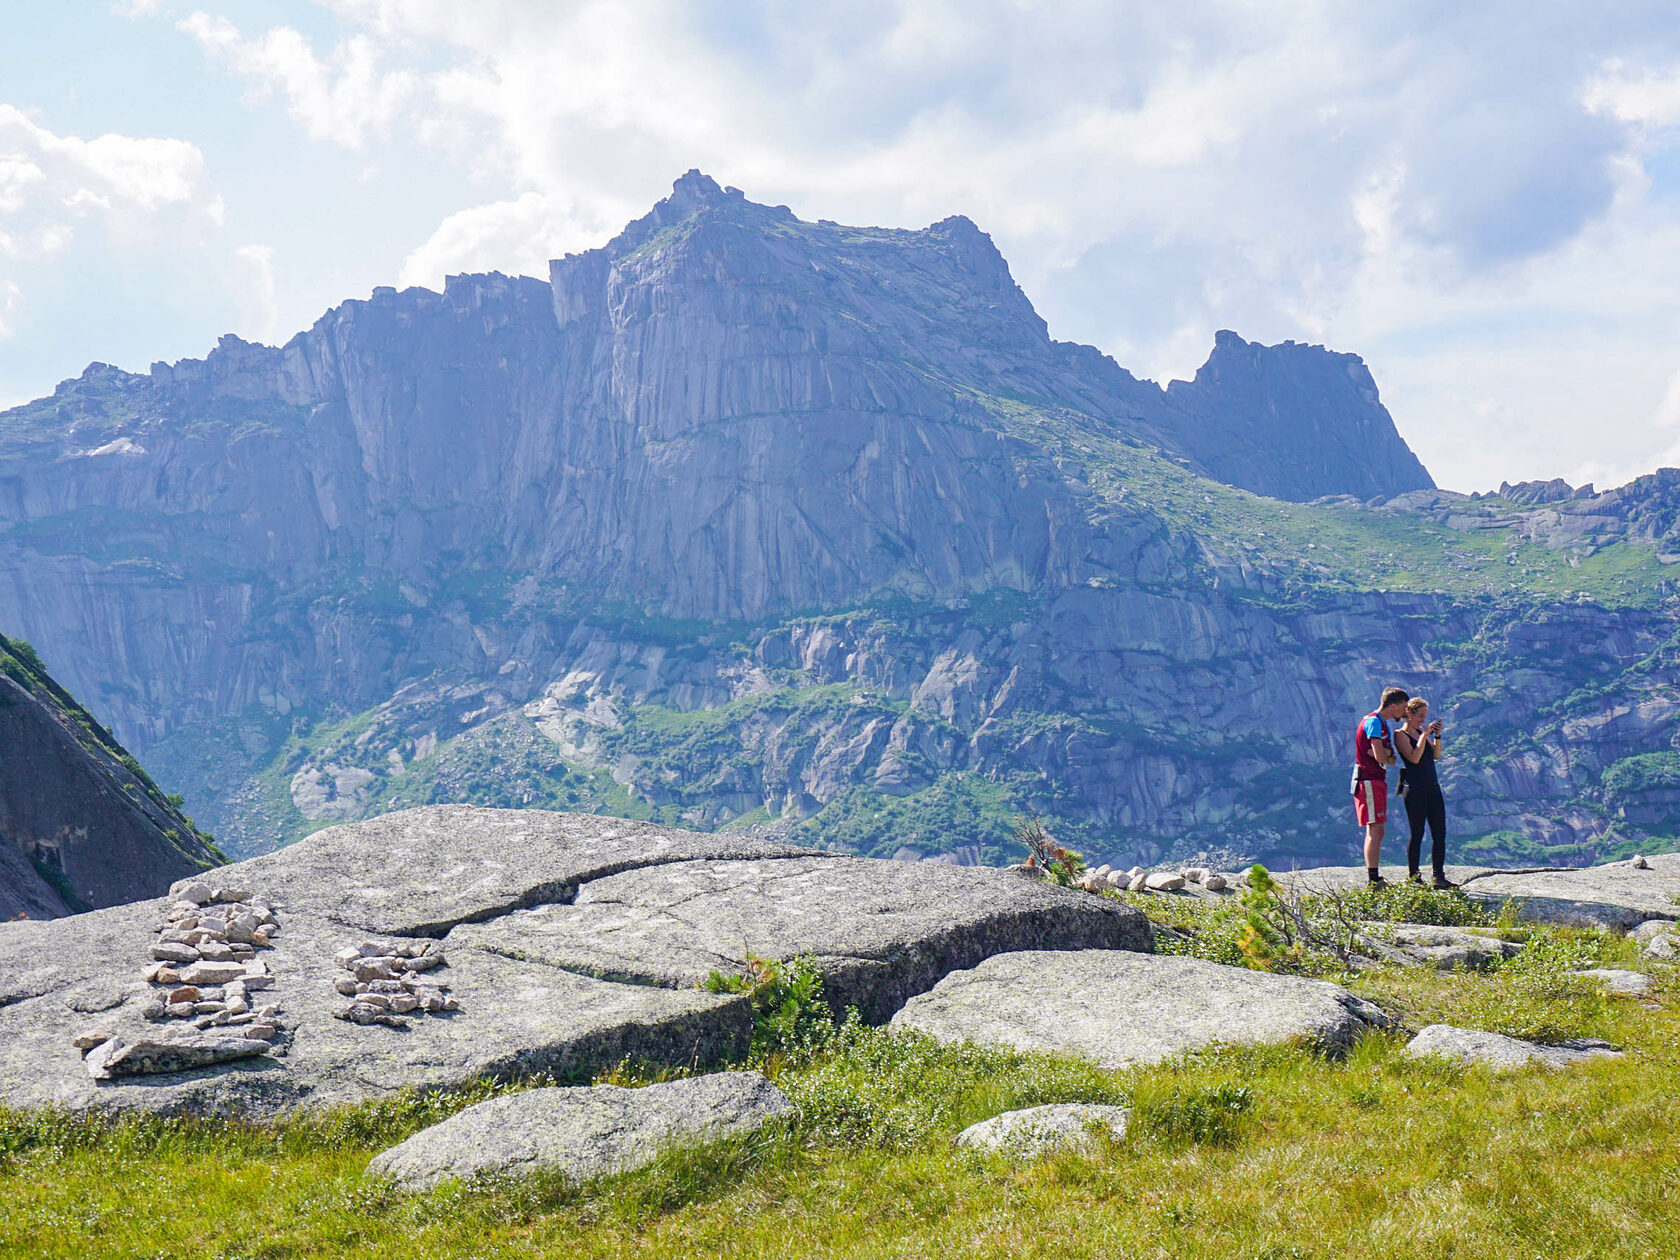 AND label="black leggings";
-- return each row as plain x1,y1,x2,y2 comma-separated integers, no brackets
1404,785,1446,874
